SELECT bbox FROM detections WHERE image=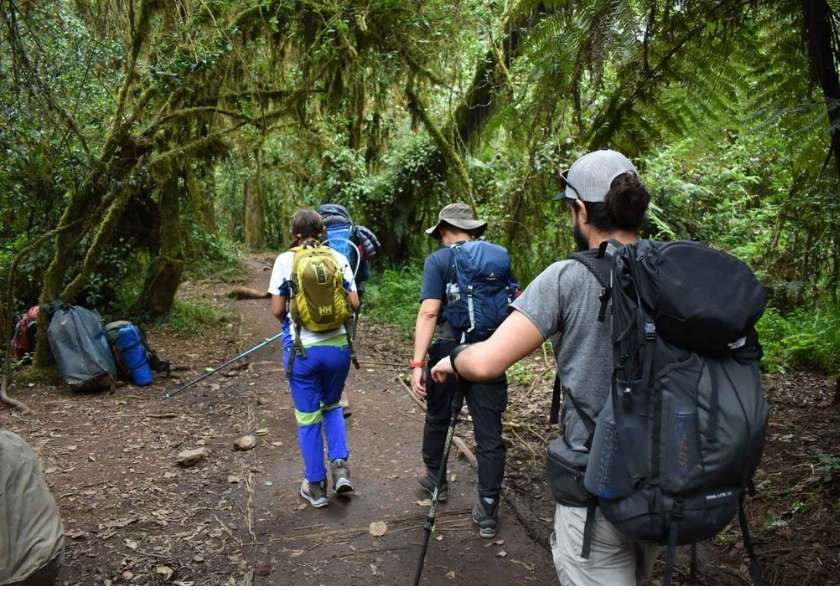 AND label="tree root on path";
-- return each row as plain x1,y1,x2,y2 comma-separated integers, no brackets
505,495,551,550
396,376,477,467
1,374,32,415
